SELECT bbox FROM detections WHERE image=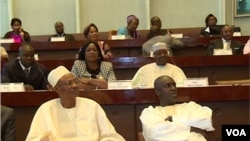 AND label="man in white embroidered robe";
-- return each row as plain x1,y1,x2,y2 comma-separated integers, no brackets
26,66,125,141
140,75,215,141
132,42,186,88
